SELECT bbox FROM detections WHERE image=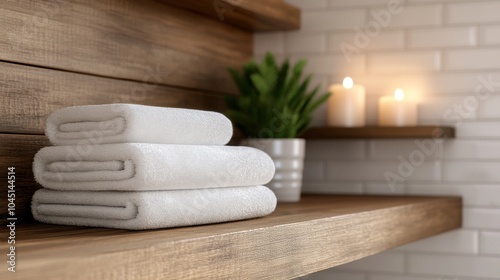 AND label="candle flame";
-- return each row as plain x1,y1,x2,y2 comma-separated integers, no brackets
343,77,354,89
394,88,404,101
